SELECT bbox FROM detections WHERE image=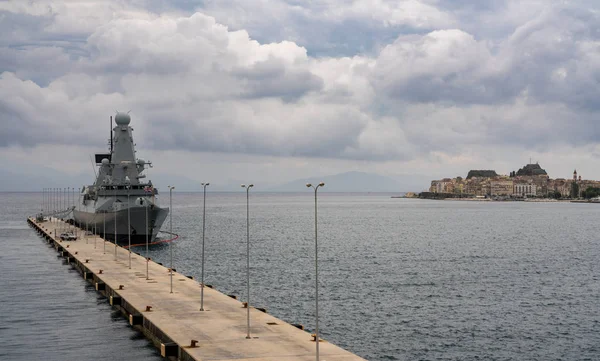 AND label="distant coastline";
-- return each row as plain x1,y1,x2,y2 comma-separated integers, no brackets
391,195,600,203
425,162,600,202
